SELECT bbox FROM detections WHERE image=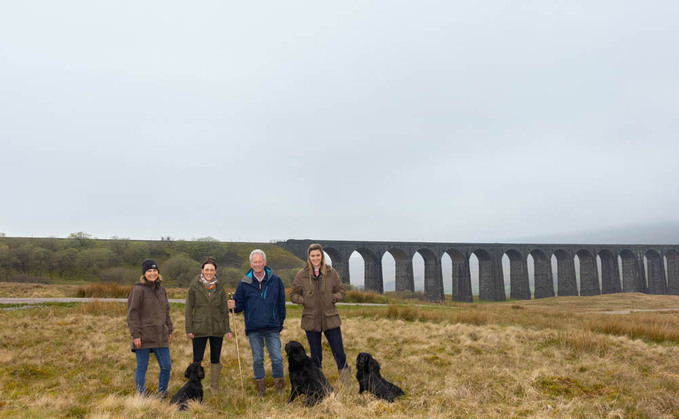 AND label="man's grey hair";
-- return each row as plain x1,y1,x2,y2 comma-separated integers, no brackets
249,249,267,263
